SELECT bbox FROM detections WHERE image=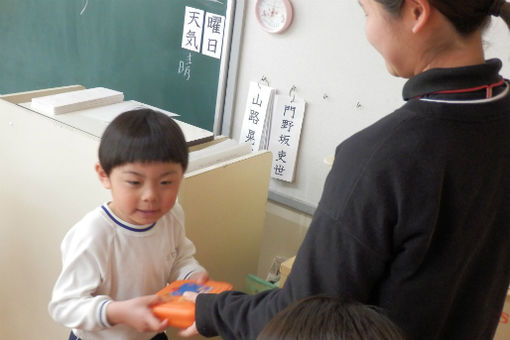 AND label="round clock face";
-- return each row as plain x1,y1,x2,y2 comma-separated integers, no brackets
255,0,294,34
